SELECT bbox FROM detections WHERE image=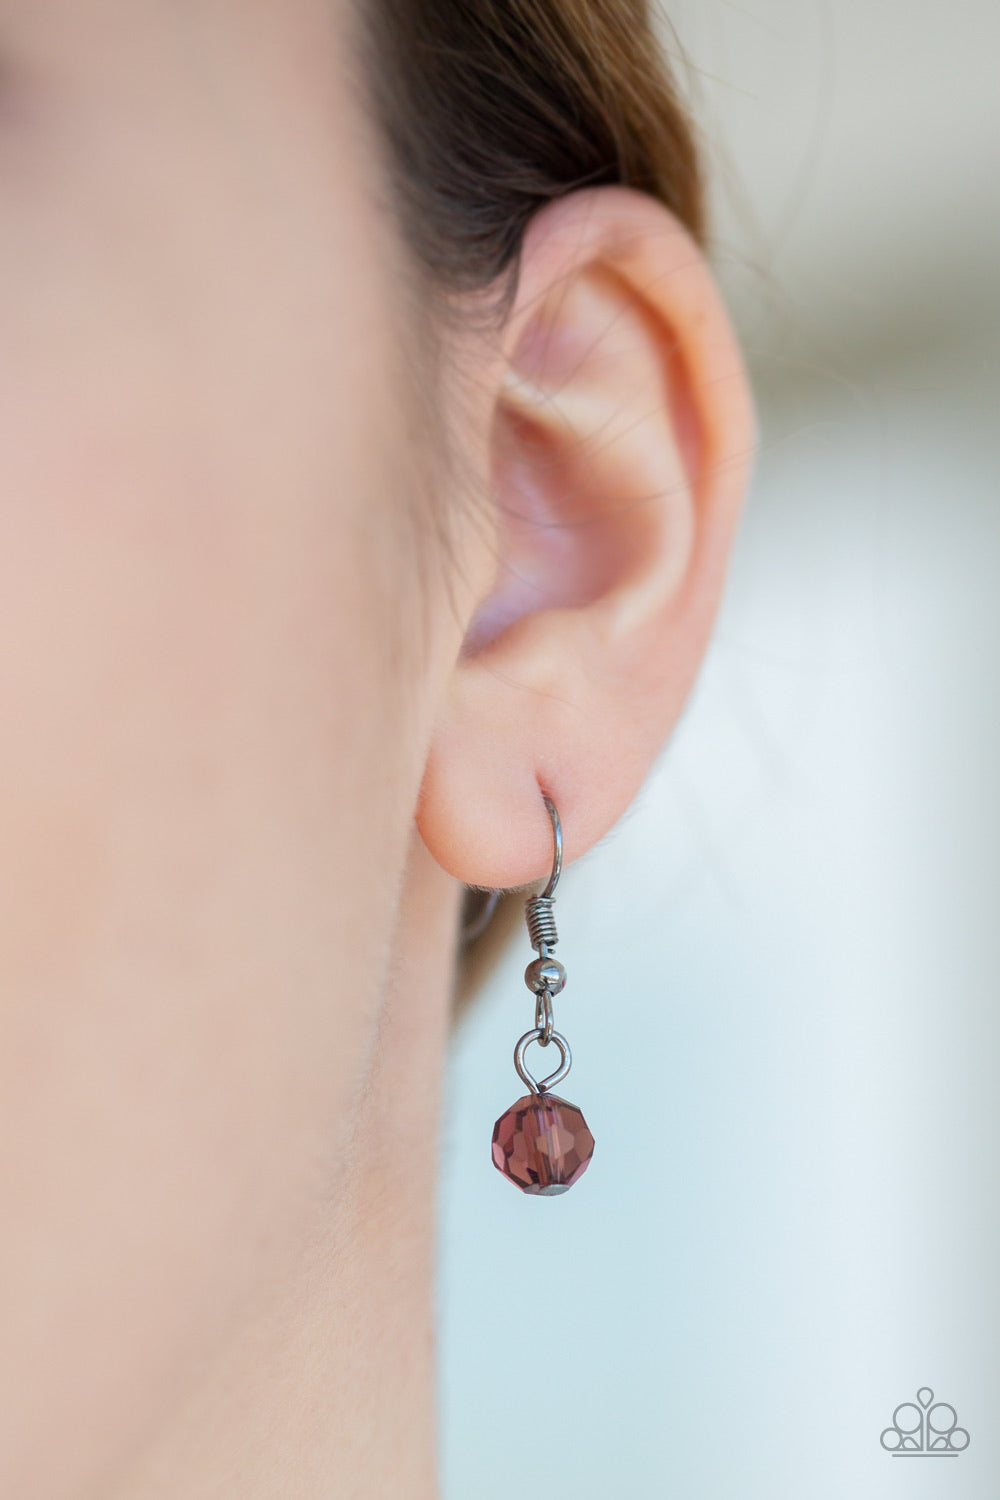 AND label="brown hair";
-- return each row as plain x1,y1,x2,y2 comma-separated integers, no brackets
362,0,705,303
